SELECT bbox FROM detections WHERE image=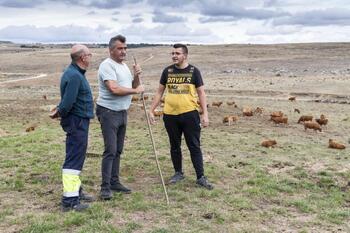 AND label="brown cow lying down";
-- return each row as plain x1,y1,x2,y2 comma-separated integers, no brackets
153,110,163,117
254,107,263,115
223,115,239,125
227,101,235,106
261,139,277,148
271,116,288,124
131,95,139,102
316,114,328,126
304,121,322,132
212,101,223,107
328,139,346,149
288,96,296,101
243,107,253,116
298,115,313,123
